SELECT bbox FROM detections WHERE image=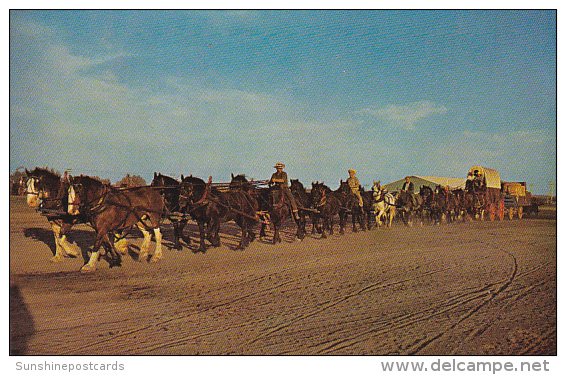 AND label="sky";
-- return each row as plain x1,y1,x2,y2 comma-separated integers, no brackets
9,10,557,193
